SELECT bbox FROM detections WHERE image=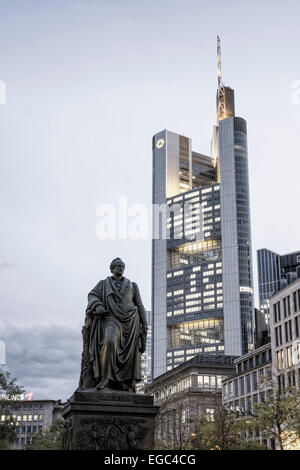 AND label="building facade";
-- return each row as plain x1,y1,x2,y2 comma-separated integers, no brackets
257,248,300,323
152,48,254,379
222,342,274,449
0,399,65,449
144,354,236,446
269,277,300,389
222,278,300,449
